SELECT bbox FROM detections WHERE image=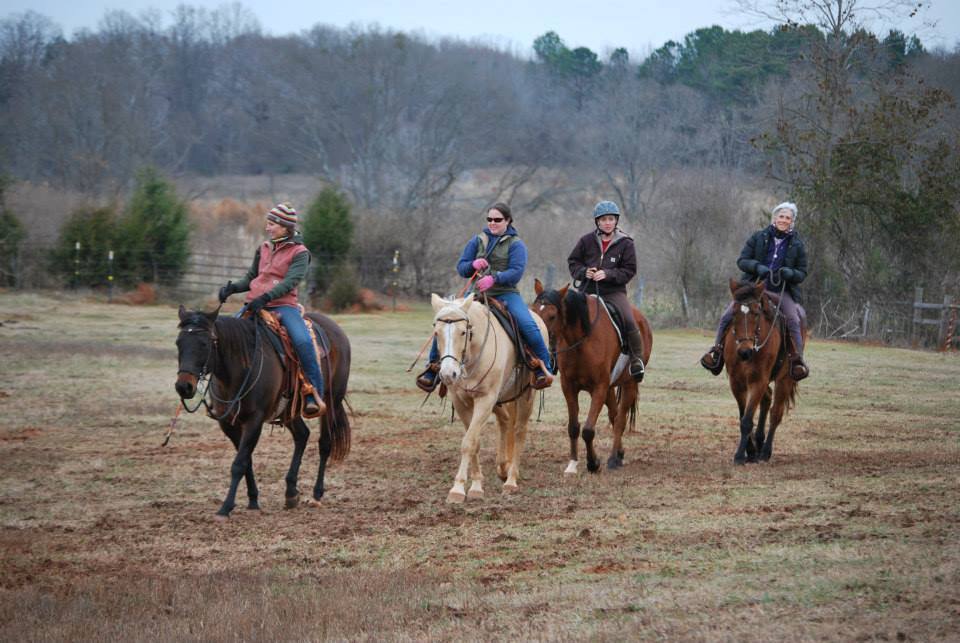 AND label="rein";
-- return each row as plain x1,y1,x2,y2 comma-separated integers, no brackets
732,279,787,354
